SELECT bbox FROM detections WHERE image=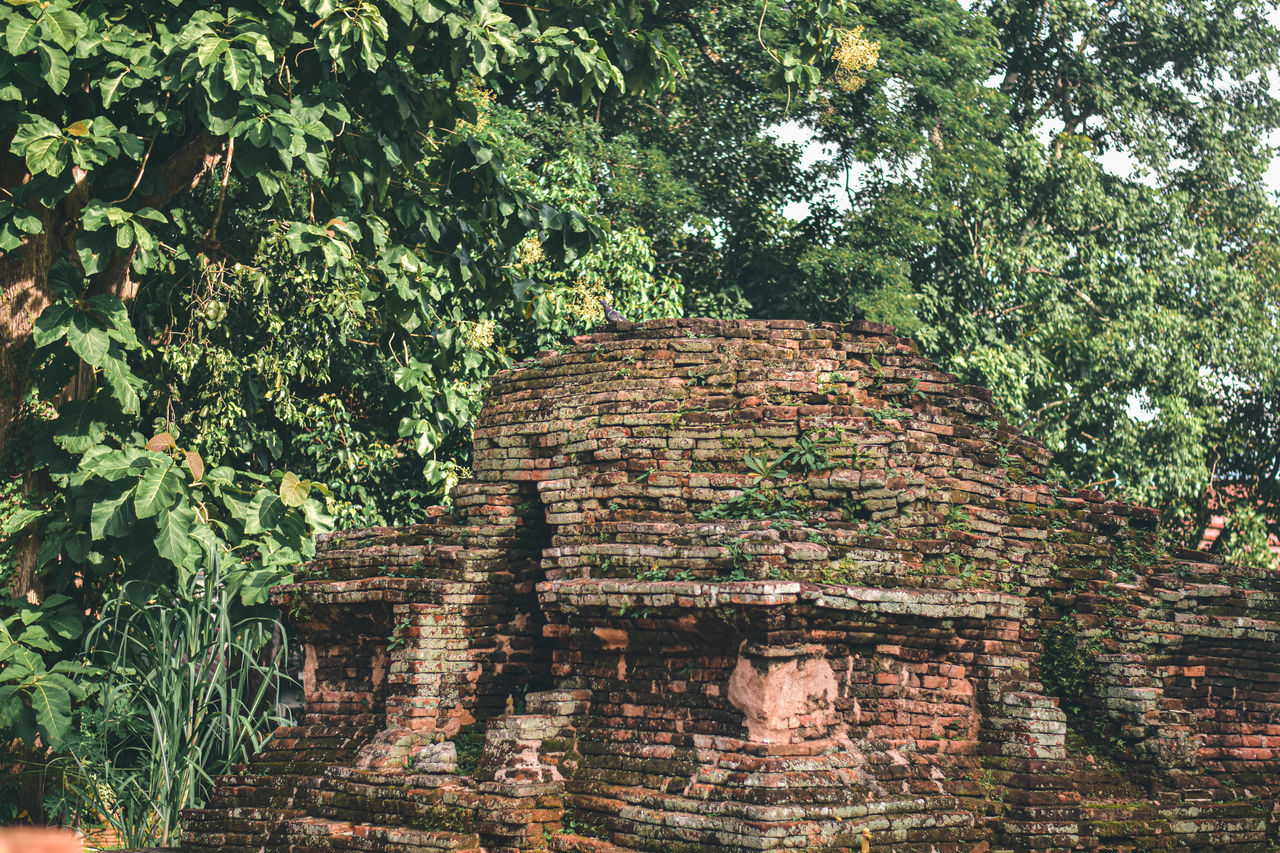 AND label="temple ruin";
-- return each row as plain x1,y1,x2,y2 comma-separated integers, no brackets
184,318,1280,852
